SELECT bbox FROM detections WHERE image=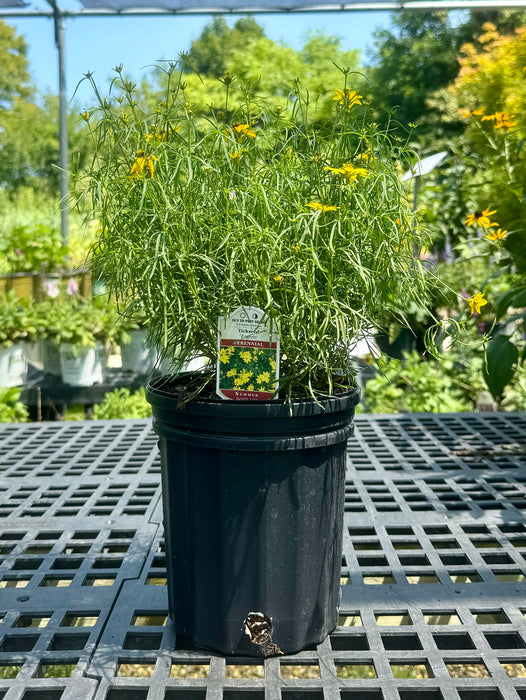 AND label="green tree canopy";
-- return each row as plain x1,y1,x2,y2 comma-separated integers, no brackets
187,16,266,77
365,9,526,139
0,20,33,111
